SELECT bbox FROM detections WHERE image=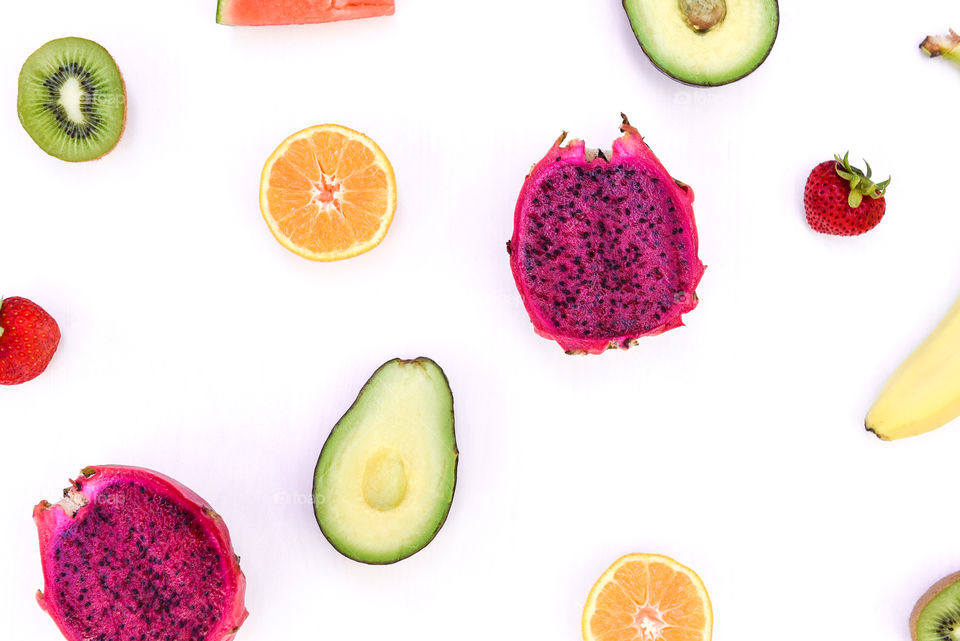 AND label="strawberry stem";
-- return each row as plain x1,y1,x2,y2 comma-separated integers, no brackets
834,152,890,209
